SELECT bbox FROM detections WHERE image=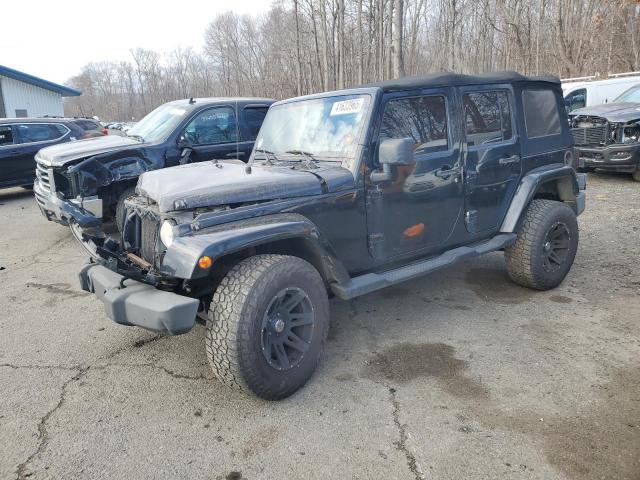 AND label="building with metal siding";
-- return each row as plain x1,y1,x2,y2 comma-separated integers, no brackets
0,65,81,118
